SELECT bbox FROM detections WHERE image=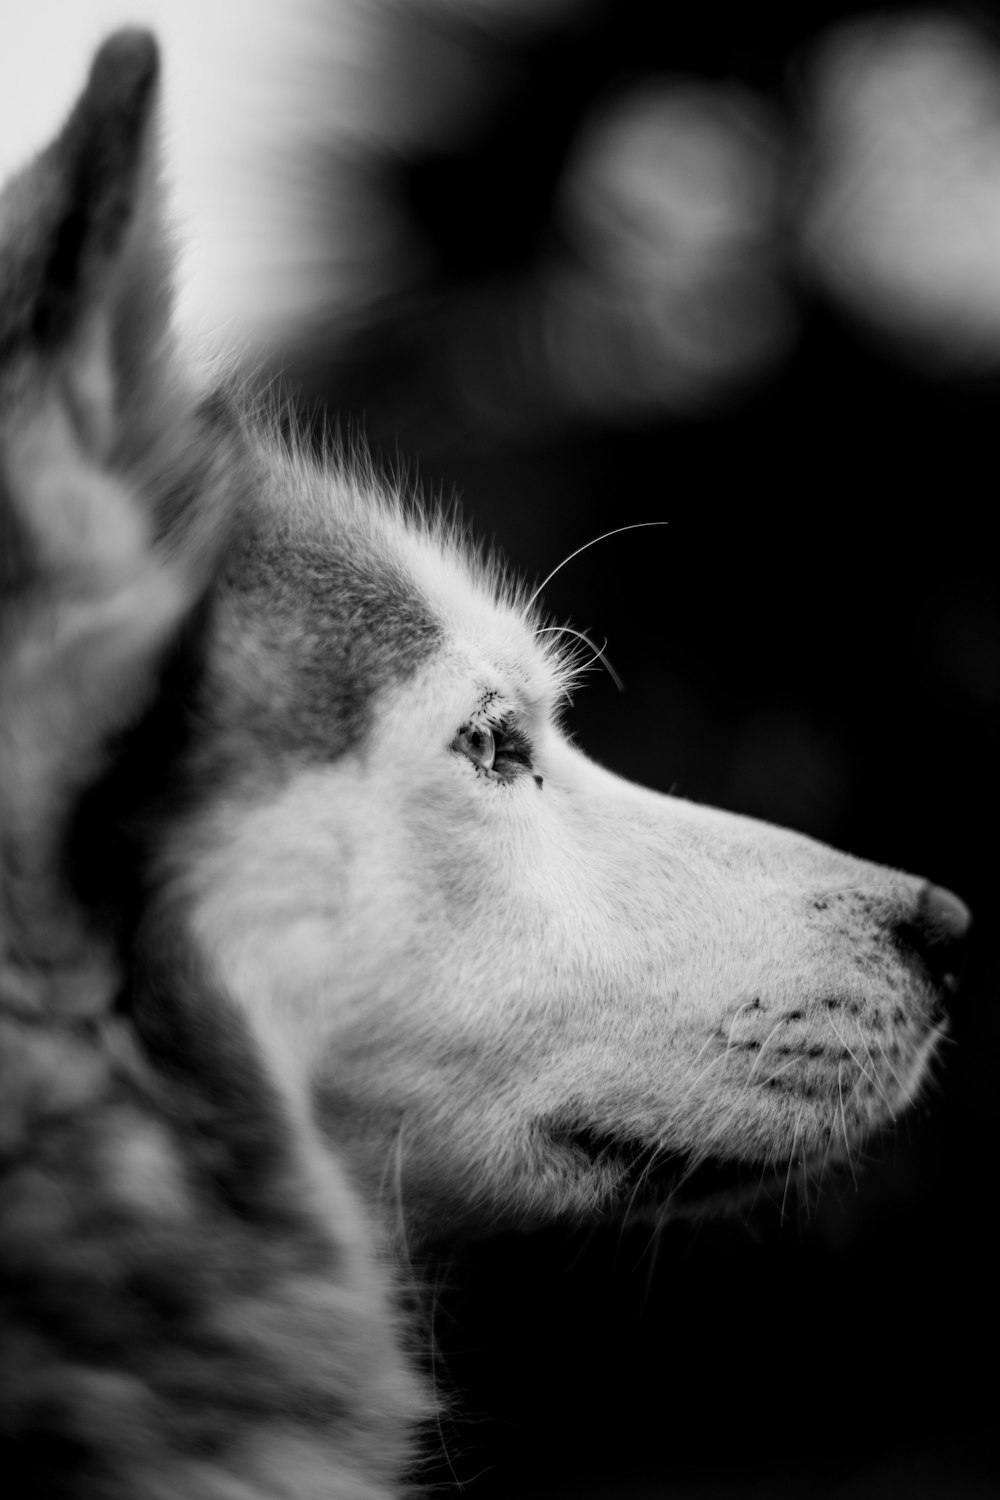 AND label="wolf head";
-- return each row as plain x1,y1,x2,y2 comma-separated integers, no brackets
0,31,969,1256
